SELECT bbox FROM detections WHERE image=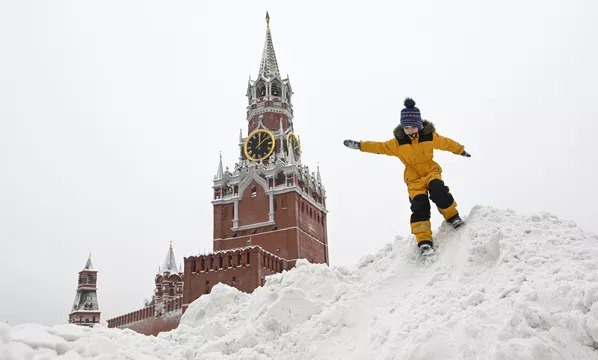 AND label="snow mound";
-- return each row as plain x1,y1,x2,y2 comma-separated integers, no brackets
3,206,598,359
